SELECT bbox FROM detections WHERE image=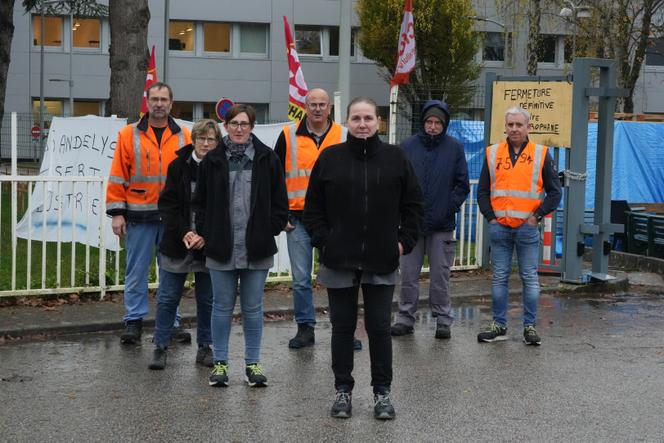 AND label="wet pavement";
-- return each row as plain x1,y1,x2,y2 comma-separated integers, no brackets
2,291,664,441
